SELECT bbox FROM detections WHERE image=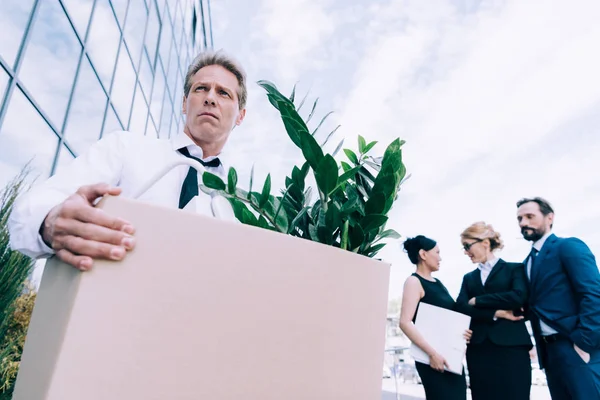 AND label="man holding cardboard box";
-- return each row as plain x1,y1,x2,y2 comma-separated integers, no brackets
9,50,247,272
